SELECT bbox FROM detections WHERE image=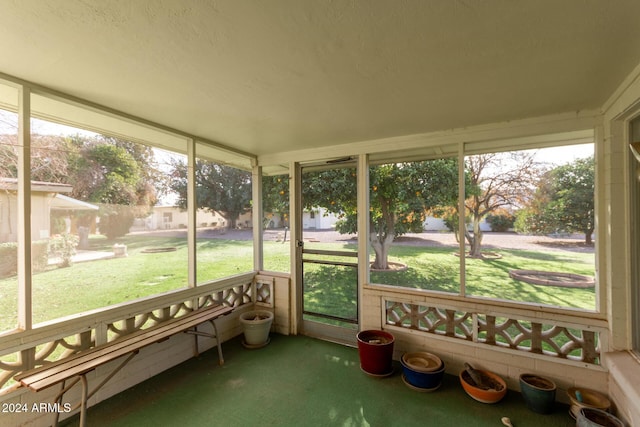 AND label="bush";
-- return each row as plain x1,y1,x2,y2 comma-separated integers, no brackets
32,240,49,271
486,213,515,232
48,233,79,268
0,242,17,278
98,205,135,240
0,240,49,278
